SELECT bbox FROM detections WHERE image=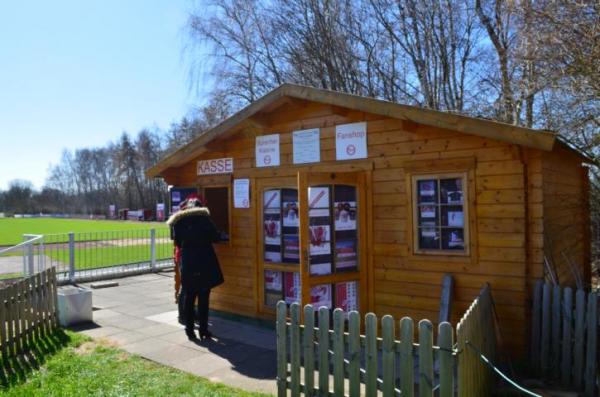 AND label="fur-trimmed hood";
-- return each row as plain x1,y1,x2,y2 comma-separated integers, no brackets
166,207,211,226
